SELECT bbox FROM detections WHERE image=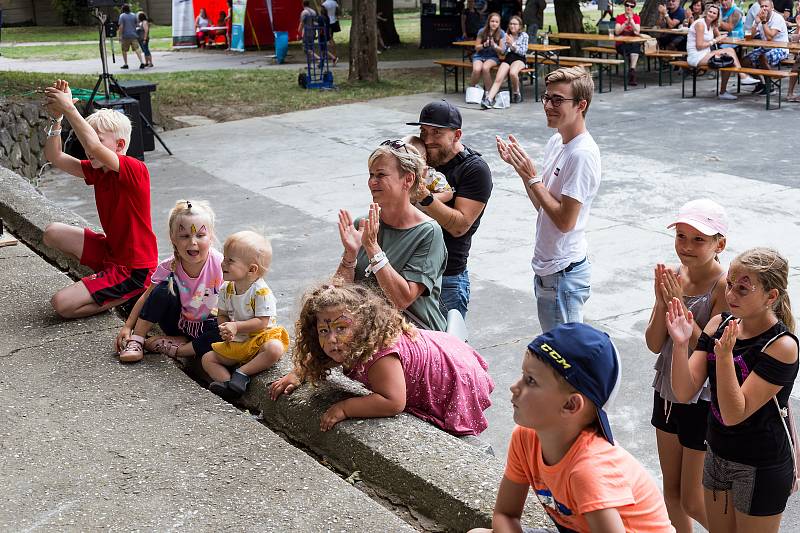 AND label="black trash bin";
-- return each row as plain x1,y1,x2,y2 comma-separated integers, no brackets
112,80,157,152
93,97,145,161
